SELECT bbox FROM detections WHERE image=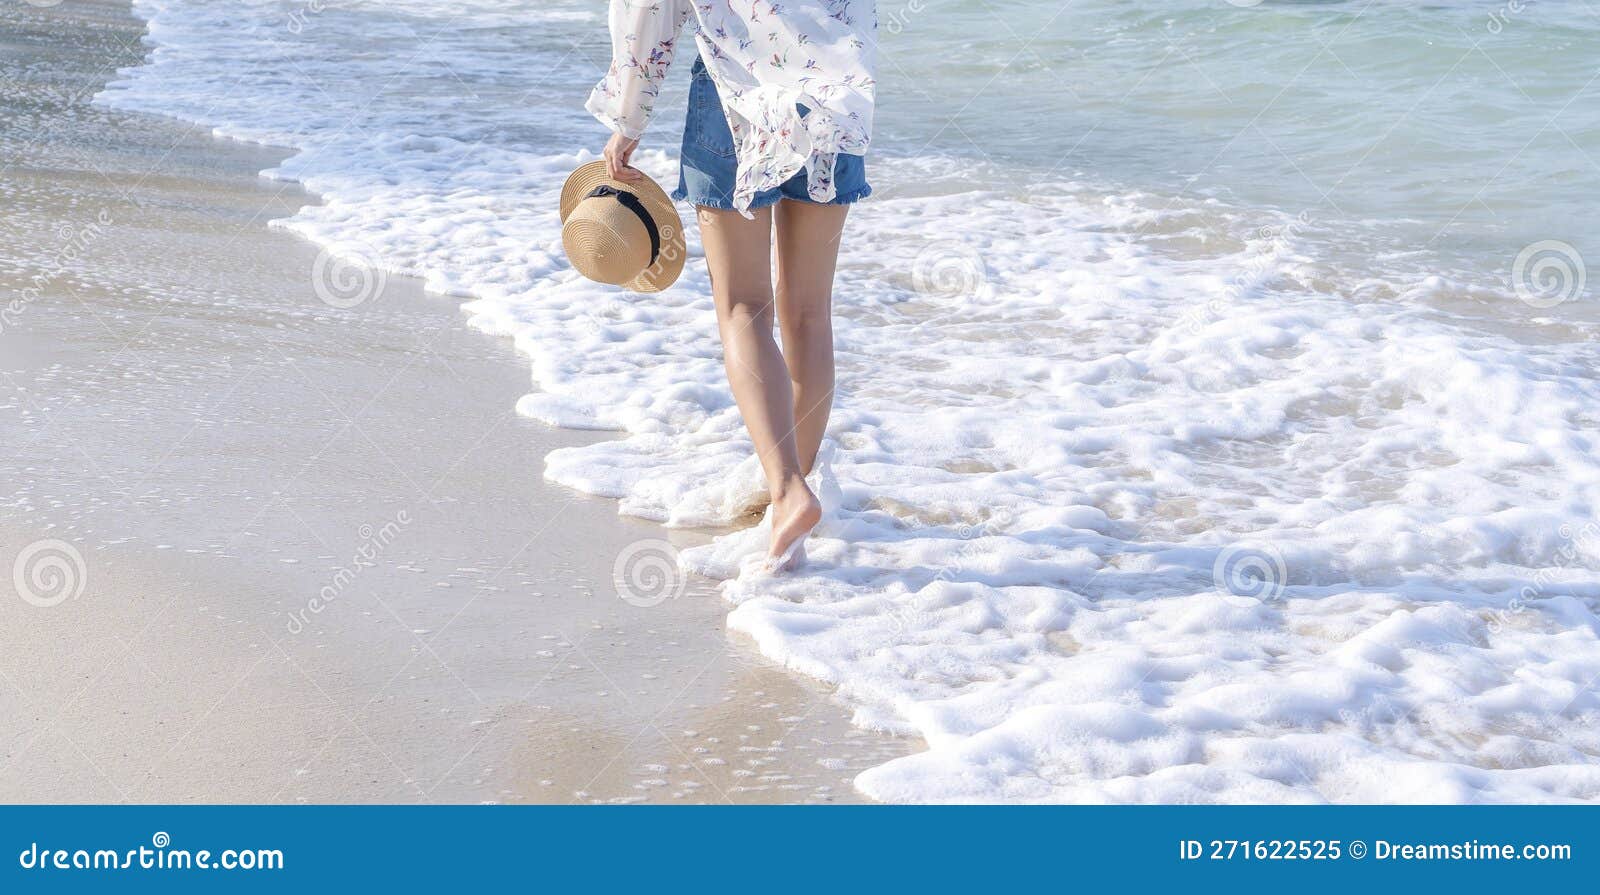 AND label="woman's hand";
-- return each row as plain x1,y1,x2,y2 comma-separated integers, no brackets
604,131,643,182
